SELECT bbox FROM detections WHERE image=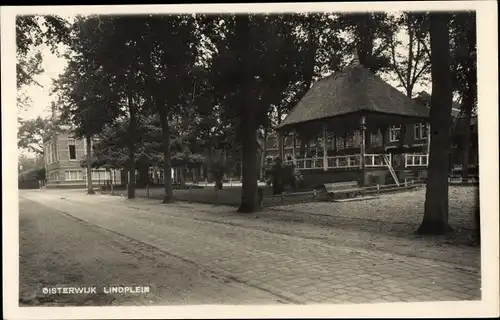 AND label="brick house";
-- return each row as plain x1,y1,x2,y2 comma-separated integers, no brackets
43,130,122,189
